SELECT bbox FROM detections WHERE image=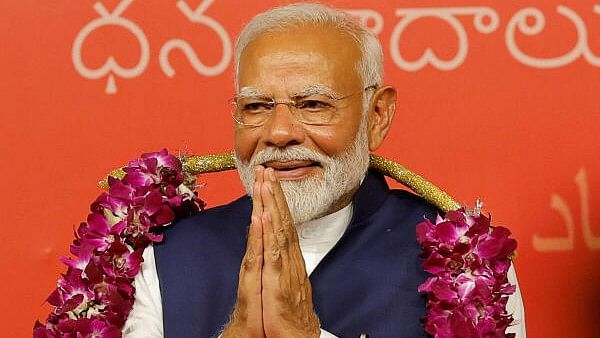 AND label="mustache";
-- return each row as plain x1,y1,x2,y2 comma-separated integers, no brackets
248,146,331,167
